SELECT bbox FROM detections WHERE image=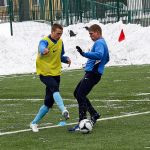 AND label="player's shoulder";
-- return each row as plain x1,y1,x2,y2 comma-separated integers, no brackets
96,38,107,46
97,38,105,43
94,38,104,45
